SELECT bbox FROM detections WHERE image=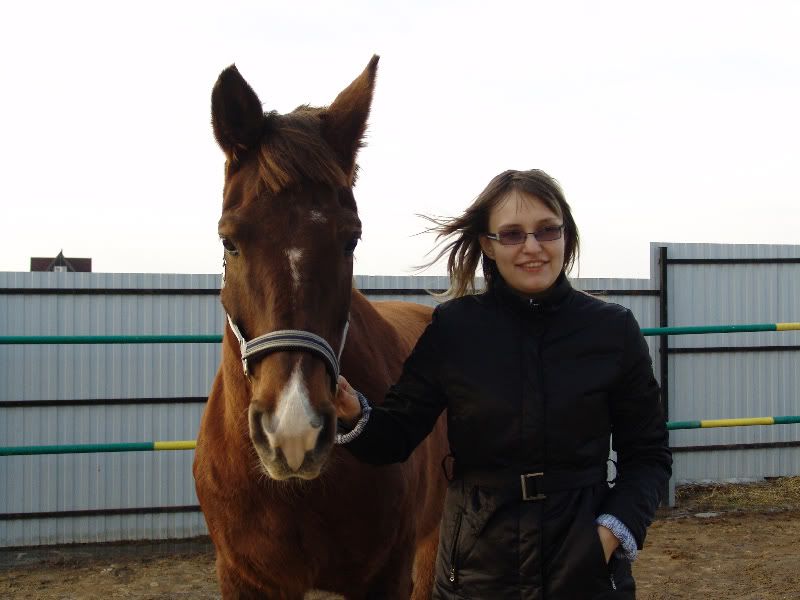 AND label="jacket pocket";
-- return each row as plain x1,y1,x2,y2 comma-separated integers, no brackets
589,524,613,582
449,485,509,590
594,525,621,598
549,513,614,597
448,509,464,589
